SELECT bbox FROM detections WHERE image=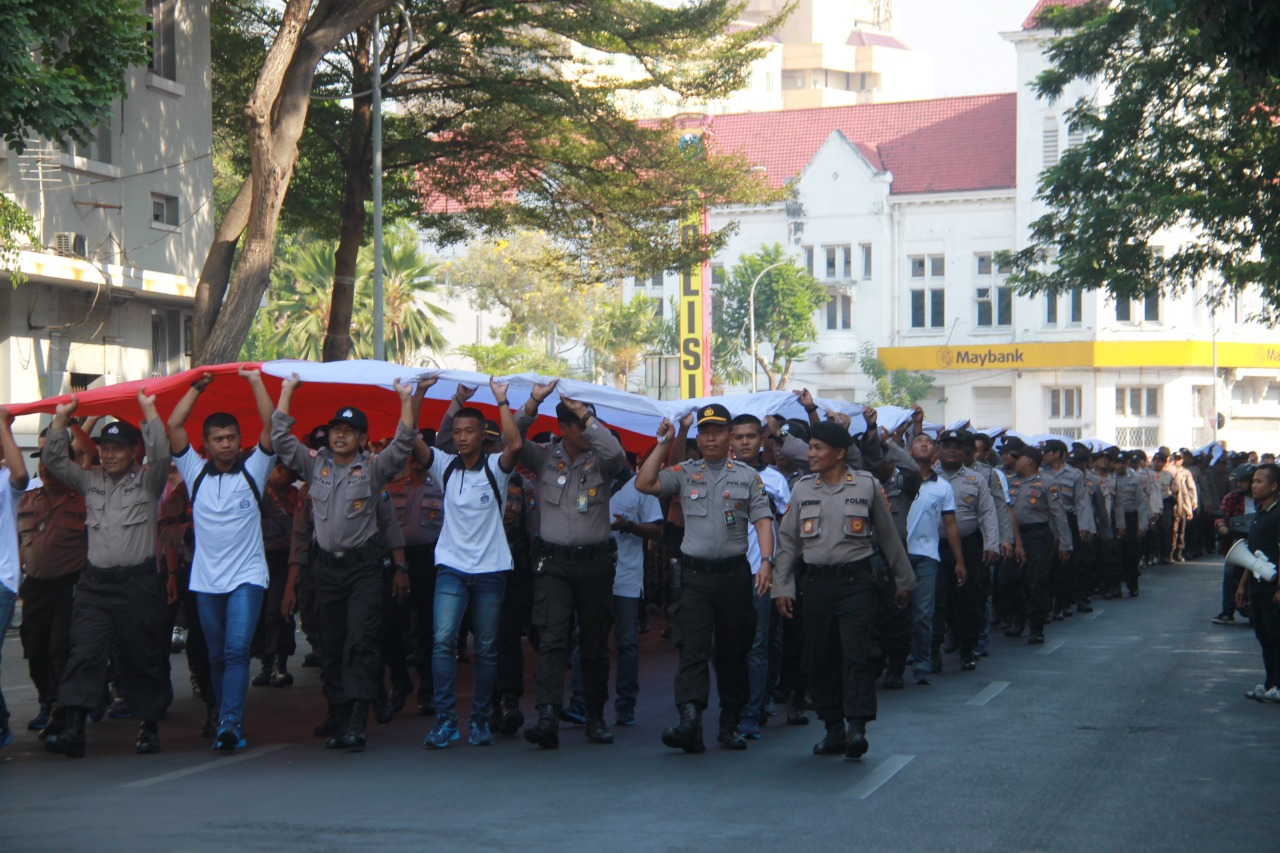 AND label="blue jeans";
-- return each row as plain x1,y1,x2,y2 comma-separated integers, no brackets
432,568,505,725
196,583,264,729
613,595,640,715
743,585,773,722
0,584,16,730
909,555,938,678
